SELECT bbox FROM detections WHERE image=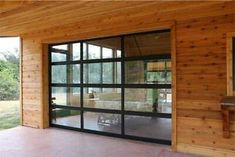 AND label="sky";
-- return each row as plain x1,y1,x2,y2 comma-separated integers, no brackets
0,37,20,60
